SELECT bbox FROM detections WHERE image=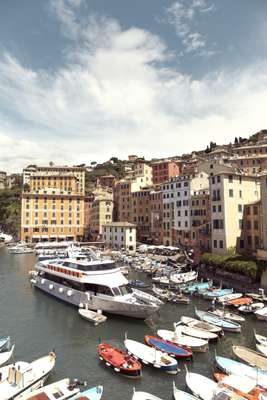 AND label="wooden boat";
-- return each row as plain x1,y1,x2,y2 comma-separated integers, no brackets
233,345,267,370
0,345,15,367
19,378,81,400
195,308,241,332
256,344,267,357
255,307,267,321
217,293,242,304
144,335,193,359
214,373,265,400
173,381,198,400
254,331,267,347
0,351,56,400
215,354,267,389
181,316,222,334
98,343,142,378
132,389,163,400
239,303,264,314
124,338,178,374
78,308,107,325
185,370,218,400
157,327,209,353
0,337,10,352
69,386,103,400
226,297,253,307
211,308,245,322
178,325,218,341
